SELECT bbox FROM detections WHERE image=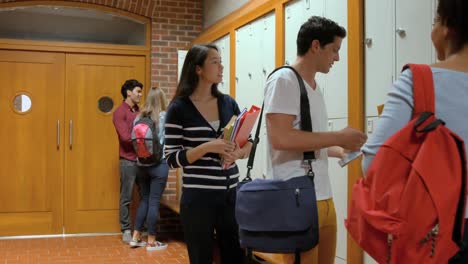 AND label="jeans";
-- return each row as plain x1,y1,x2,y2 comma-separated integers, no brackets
119,159,138,232
134,160,169,235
